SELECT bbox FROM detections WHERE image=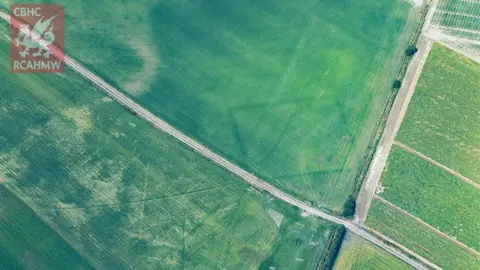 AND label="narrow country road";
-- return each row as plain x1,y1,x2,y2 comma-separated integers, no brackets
1,11,434,270
356,0,439,224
